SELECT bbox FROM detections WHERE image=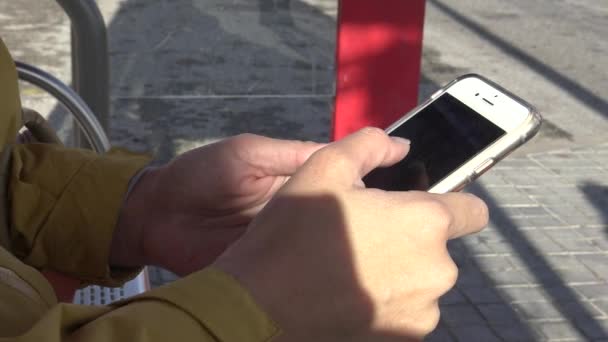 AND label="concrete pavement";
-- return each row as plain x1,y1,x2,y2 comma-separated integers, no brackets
2,0,607,340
